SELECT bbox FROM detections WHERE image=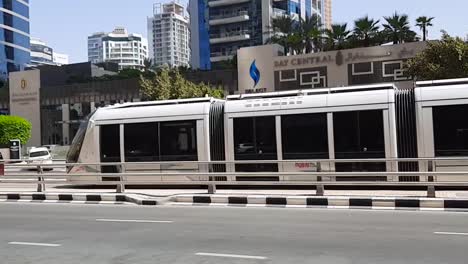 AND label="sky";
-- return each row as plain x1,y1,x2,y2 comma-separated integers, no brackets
30,0,468,63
